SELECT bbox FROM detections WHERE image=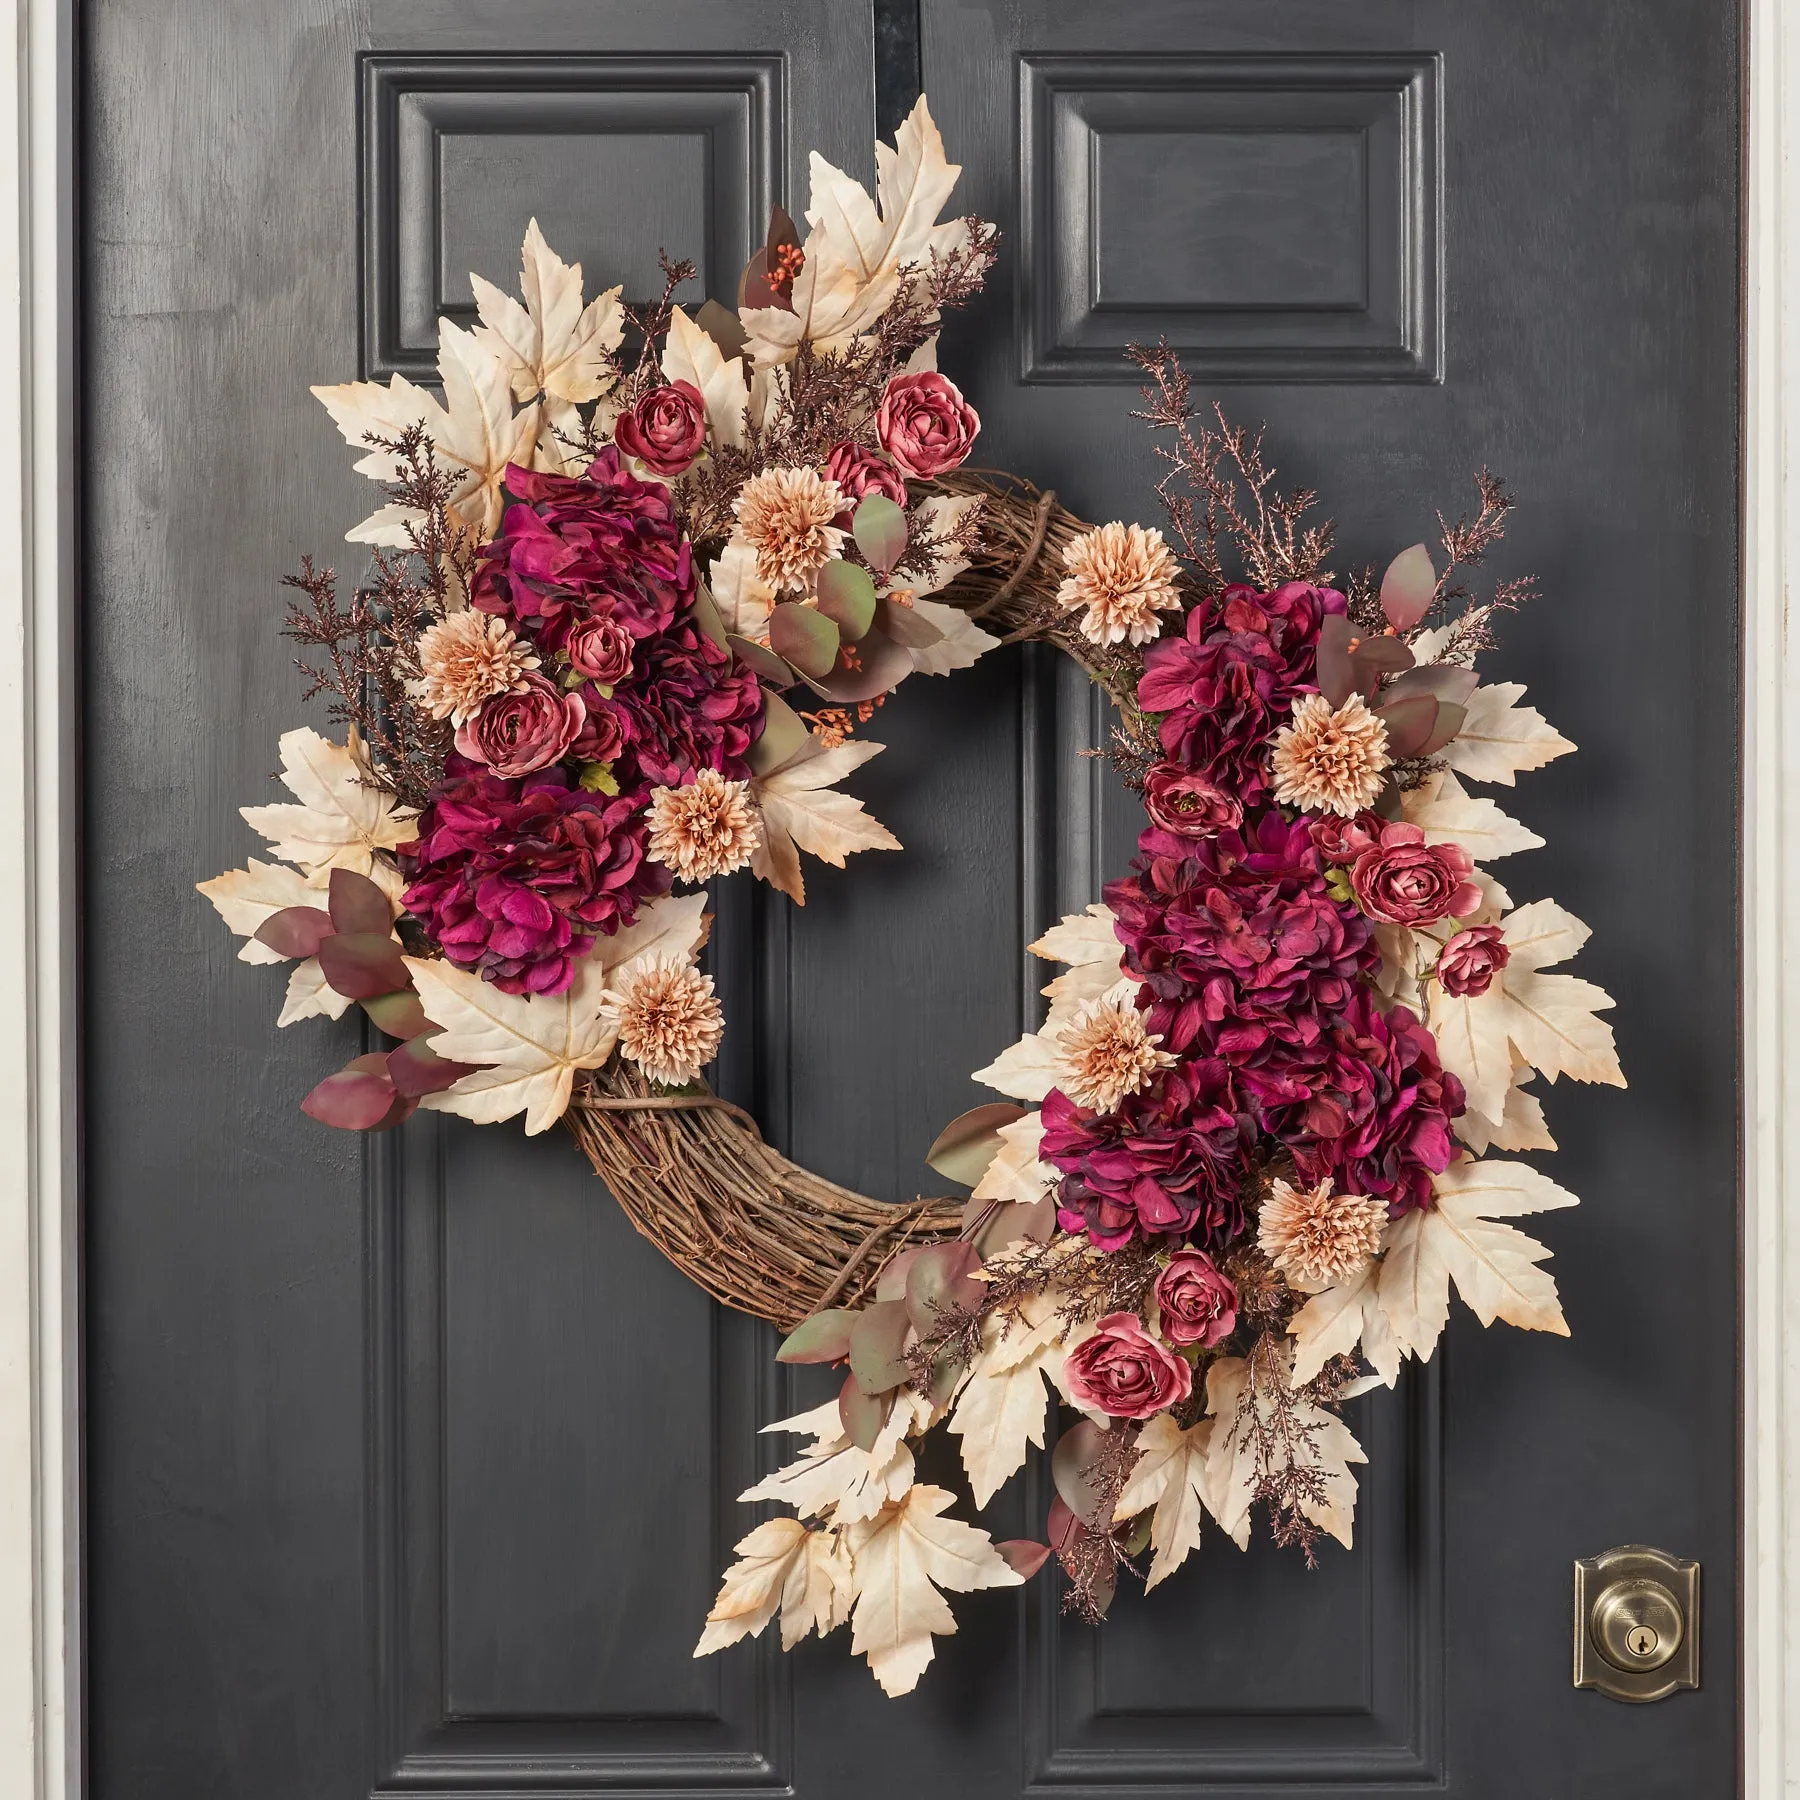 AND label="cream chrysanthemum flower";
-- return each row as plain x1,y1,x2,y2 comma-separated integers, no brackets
1269,692,1391,817
413,609,538,726
1054,521,1183,647
1257,1177,1387,1288
602,954,725,1088
645,769,763,884
731,467,846,592
1052,998,1176,1114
